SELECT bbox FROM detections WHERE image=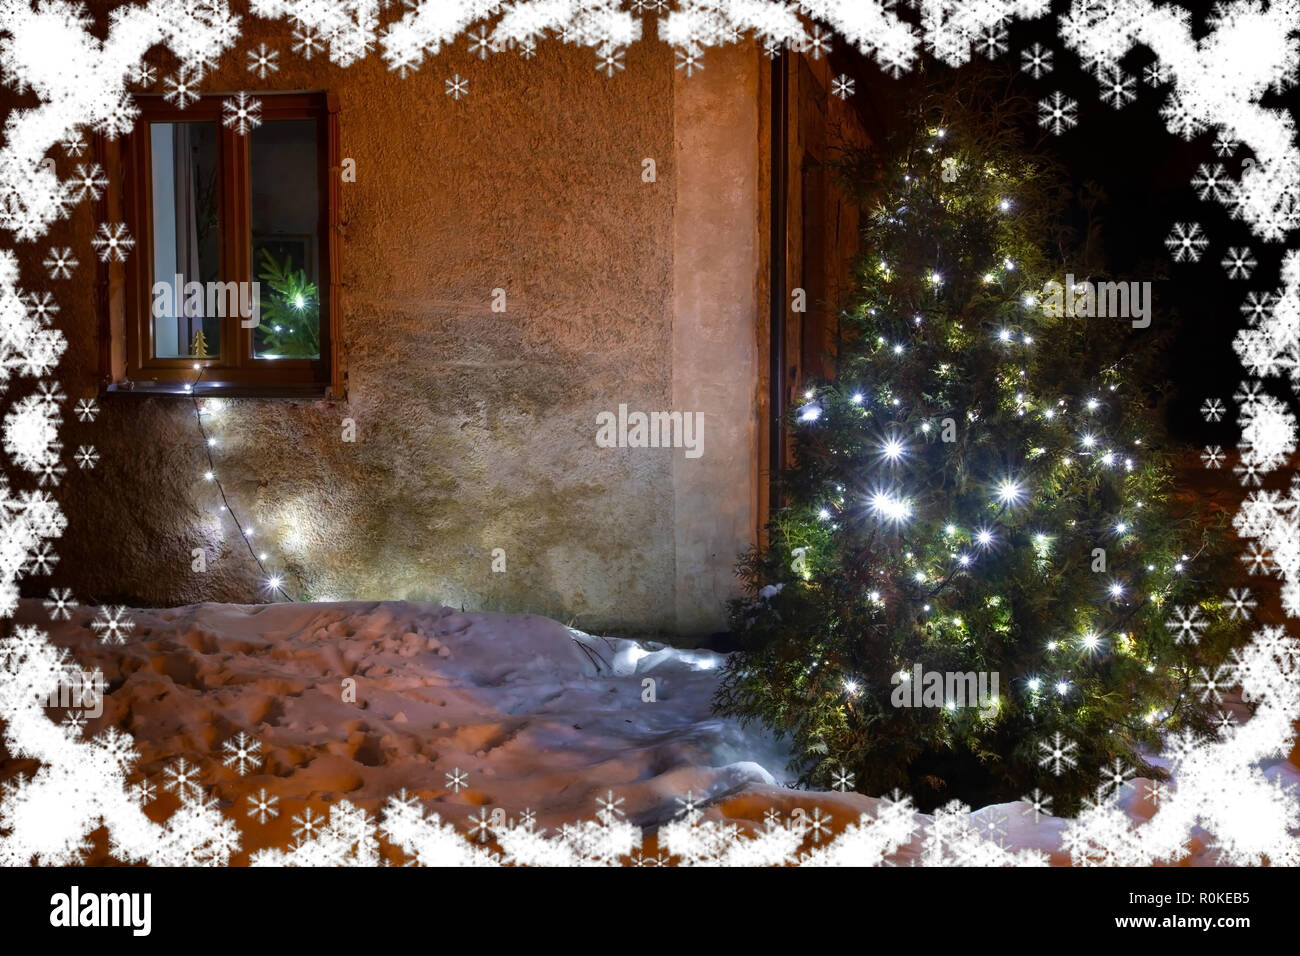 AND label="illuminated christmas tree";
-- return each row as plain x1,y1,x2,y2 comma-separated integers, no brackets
715,78,1241,814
